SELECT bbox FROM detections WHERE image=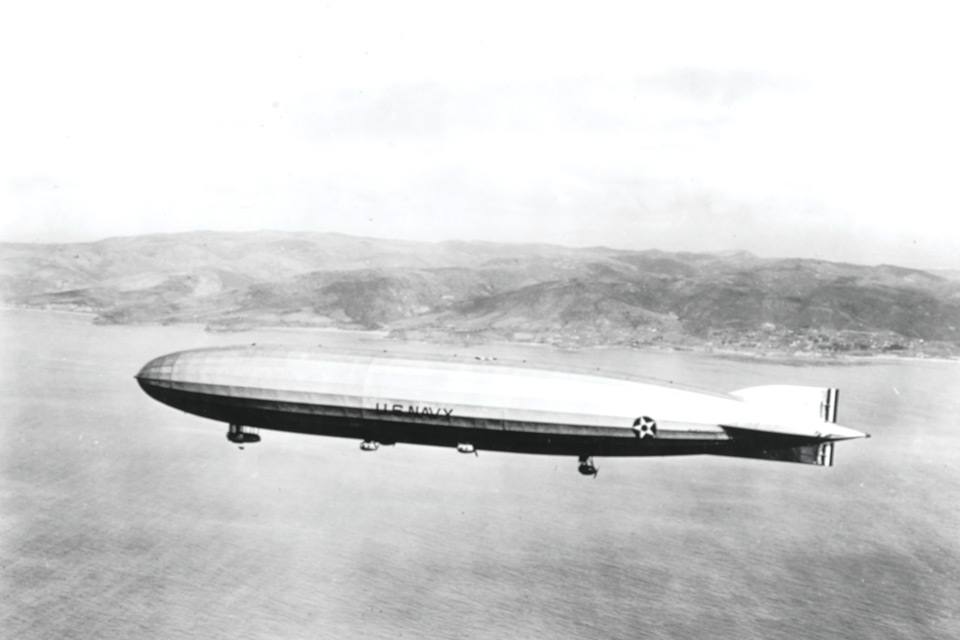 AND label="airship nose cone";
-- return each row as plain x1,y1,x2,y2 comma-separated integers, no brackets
135,351,188,407
136,351,181,383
